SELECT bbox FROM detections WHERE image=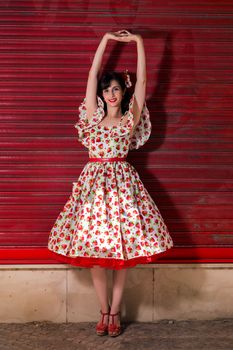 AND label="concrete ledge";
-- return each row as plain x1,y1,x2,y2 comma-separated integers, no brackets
0,264,233,323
